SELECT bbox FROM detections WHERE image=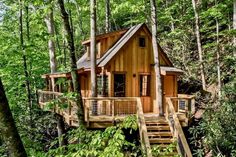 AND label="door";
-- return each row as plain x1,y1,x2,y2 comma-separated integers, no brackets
163,75,177,112
139,74,152,113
